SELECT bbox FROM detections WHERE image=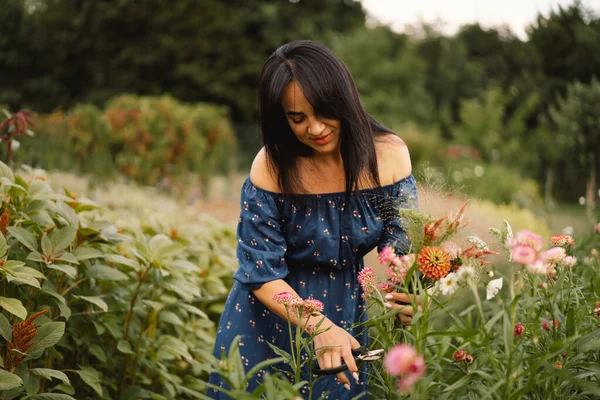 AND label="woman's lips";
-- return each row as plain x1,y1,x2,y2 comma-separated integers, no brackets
312,133,332,145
